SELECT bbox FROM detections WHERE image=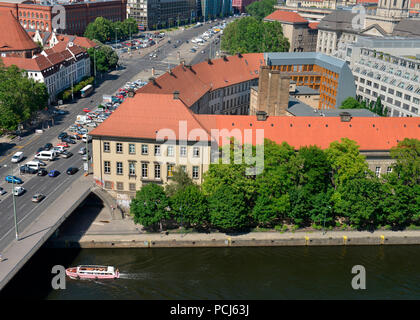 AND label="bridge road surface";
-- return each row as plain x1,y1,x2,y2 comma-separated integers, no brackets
0,19,232,253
